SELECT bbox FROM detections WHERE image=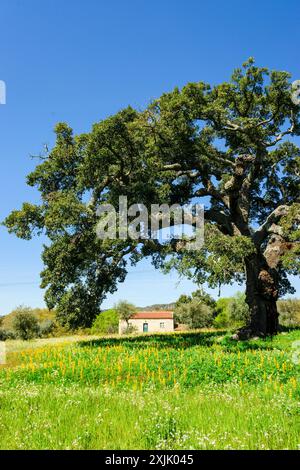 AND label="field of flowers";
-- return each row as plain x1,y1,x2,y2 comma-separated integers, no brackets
0,329,299,449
